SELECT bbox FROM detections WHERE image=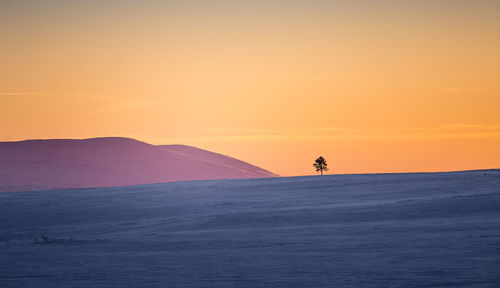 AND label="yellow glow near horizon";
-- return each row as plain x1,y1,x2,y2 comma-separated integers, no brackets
1,1,499,176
